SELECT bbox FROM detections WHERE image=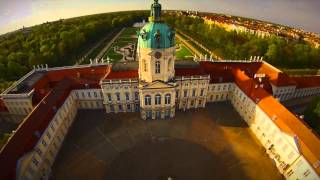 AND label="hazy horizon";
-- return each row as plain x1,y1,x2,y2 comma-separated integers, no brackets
1,0,320,35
